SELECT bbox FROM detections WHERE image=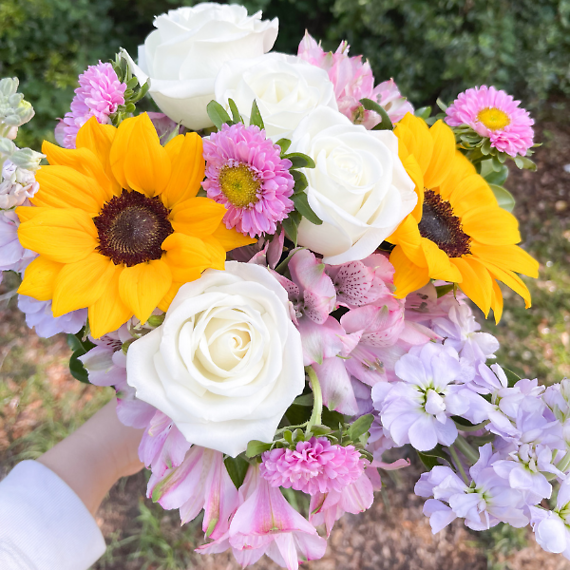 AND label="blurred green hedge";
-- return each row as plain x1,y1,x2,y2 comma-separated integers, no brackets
3,0,570,147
